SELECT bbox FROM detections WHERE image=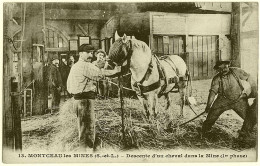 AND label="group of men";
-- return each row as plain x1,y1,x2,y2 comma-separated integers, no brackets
50,43,257,152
